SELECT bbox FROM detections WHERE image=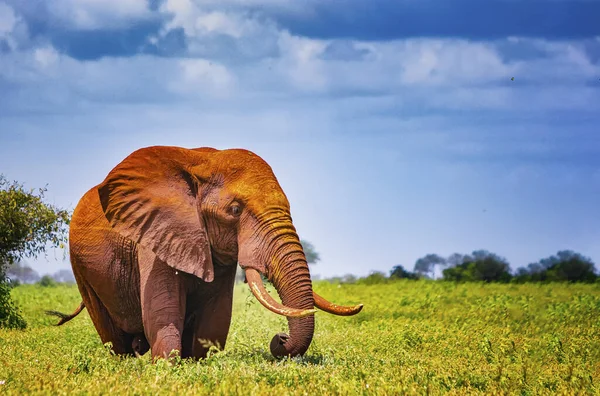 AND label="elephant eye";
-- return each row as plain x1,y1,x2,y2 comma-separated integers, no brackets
229,203,242,216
